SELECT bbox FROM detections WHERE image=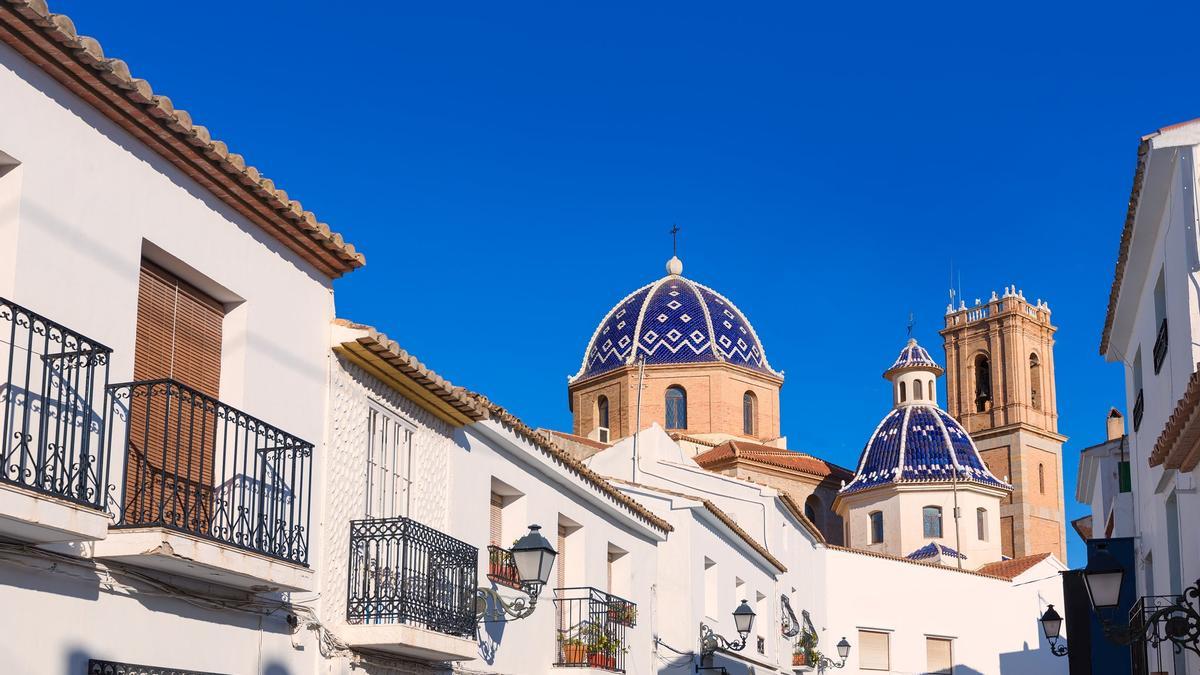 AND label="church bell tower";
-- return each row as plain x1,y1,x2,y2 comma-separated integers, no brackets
939,287,1067,562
